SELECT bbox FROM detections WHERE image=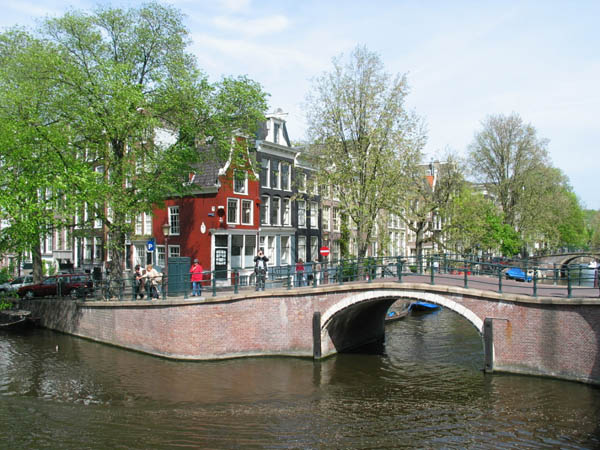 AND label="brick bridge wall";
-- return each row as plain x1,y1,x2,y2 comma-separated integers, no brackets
21,281,600,385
